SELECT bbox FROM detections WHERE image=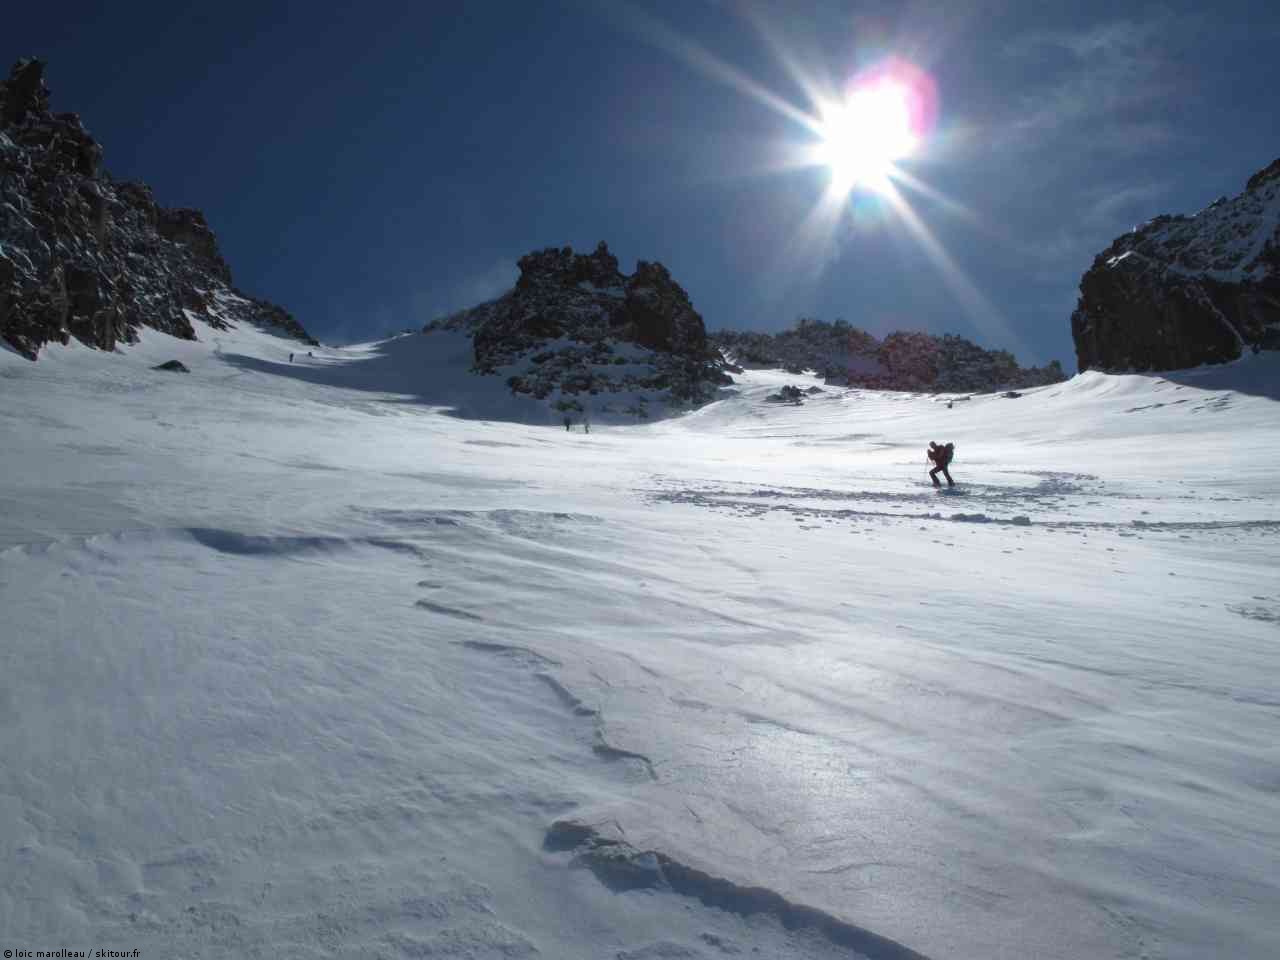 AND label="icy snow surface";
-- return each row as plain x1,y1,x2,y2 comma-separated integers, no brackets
1,322,1278,959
